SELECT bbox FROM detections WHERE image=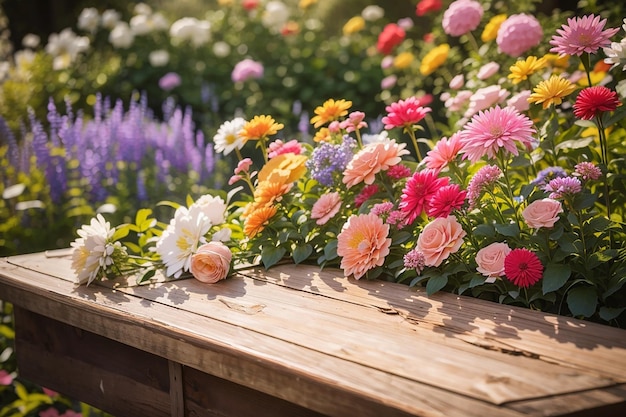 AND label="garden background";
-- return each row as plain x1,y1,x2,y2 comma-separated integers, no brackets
1,0,625,415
